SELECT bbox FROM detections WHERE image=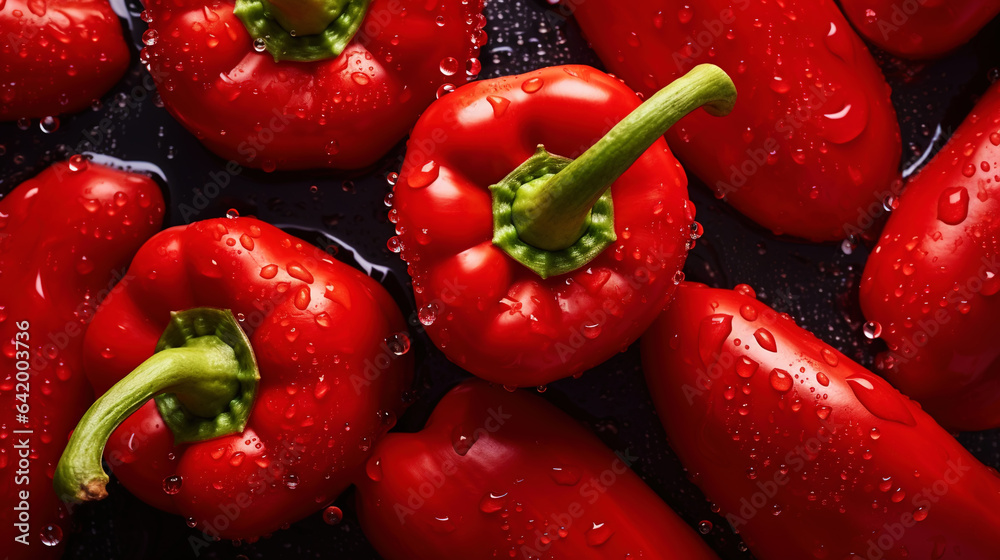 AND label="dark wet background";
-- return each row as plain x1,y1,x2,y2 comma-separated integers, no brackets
1,0,999,558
